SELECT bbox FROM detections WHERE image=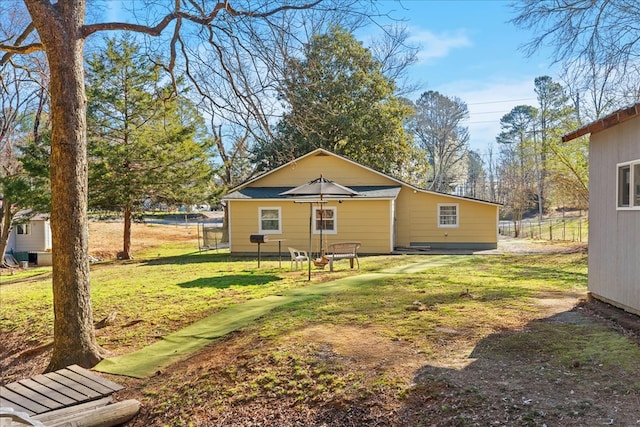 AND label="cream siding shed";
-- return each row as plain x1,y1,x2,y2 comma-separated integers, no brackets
6,213,53,266
563,103,640,316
